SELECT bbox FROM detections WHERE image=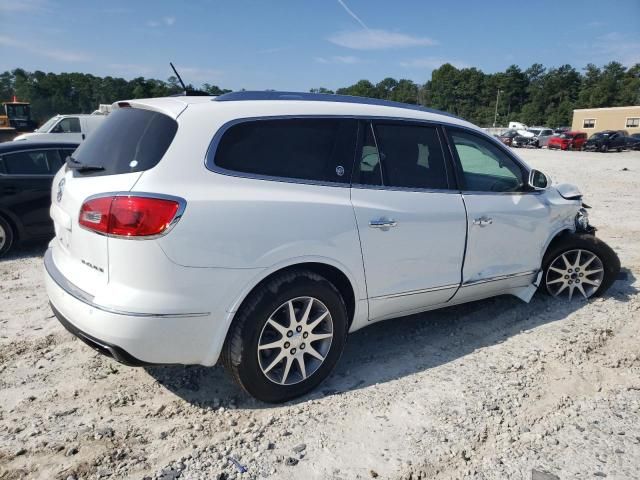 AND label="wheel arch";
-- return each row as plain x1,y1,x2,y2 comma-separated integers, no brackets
541,227,575,265
230,261,358,330
0,208,21,243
